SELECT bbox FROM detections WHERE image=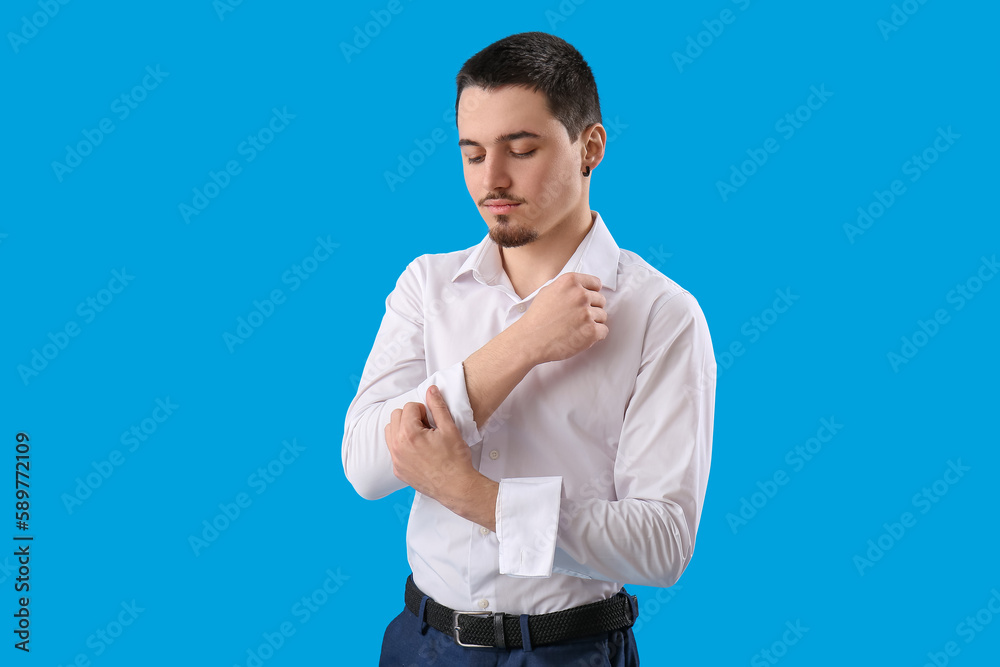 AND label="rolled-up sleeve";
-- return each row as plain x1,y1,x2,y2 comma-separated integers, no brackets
508,291,716,586
341,256,486,501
